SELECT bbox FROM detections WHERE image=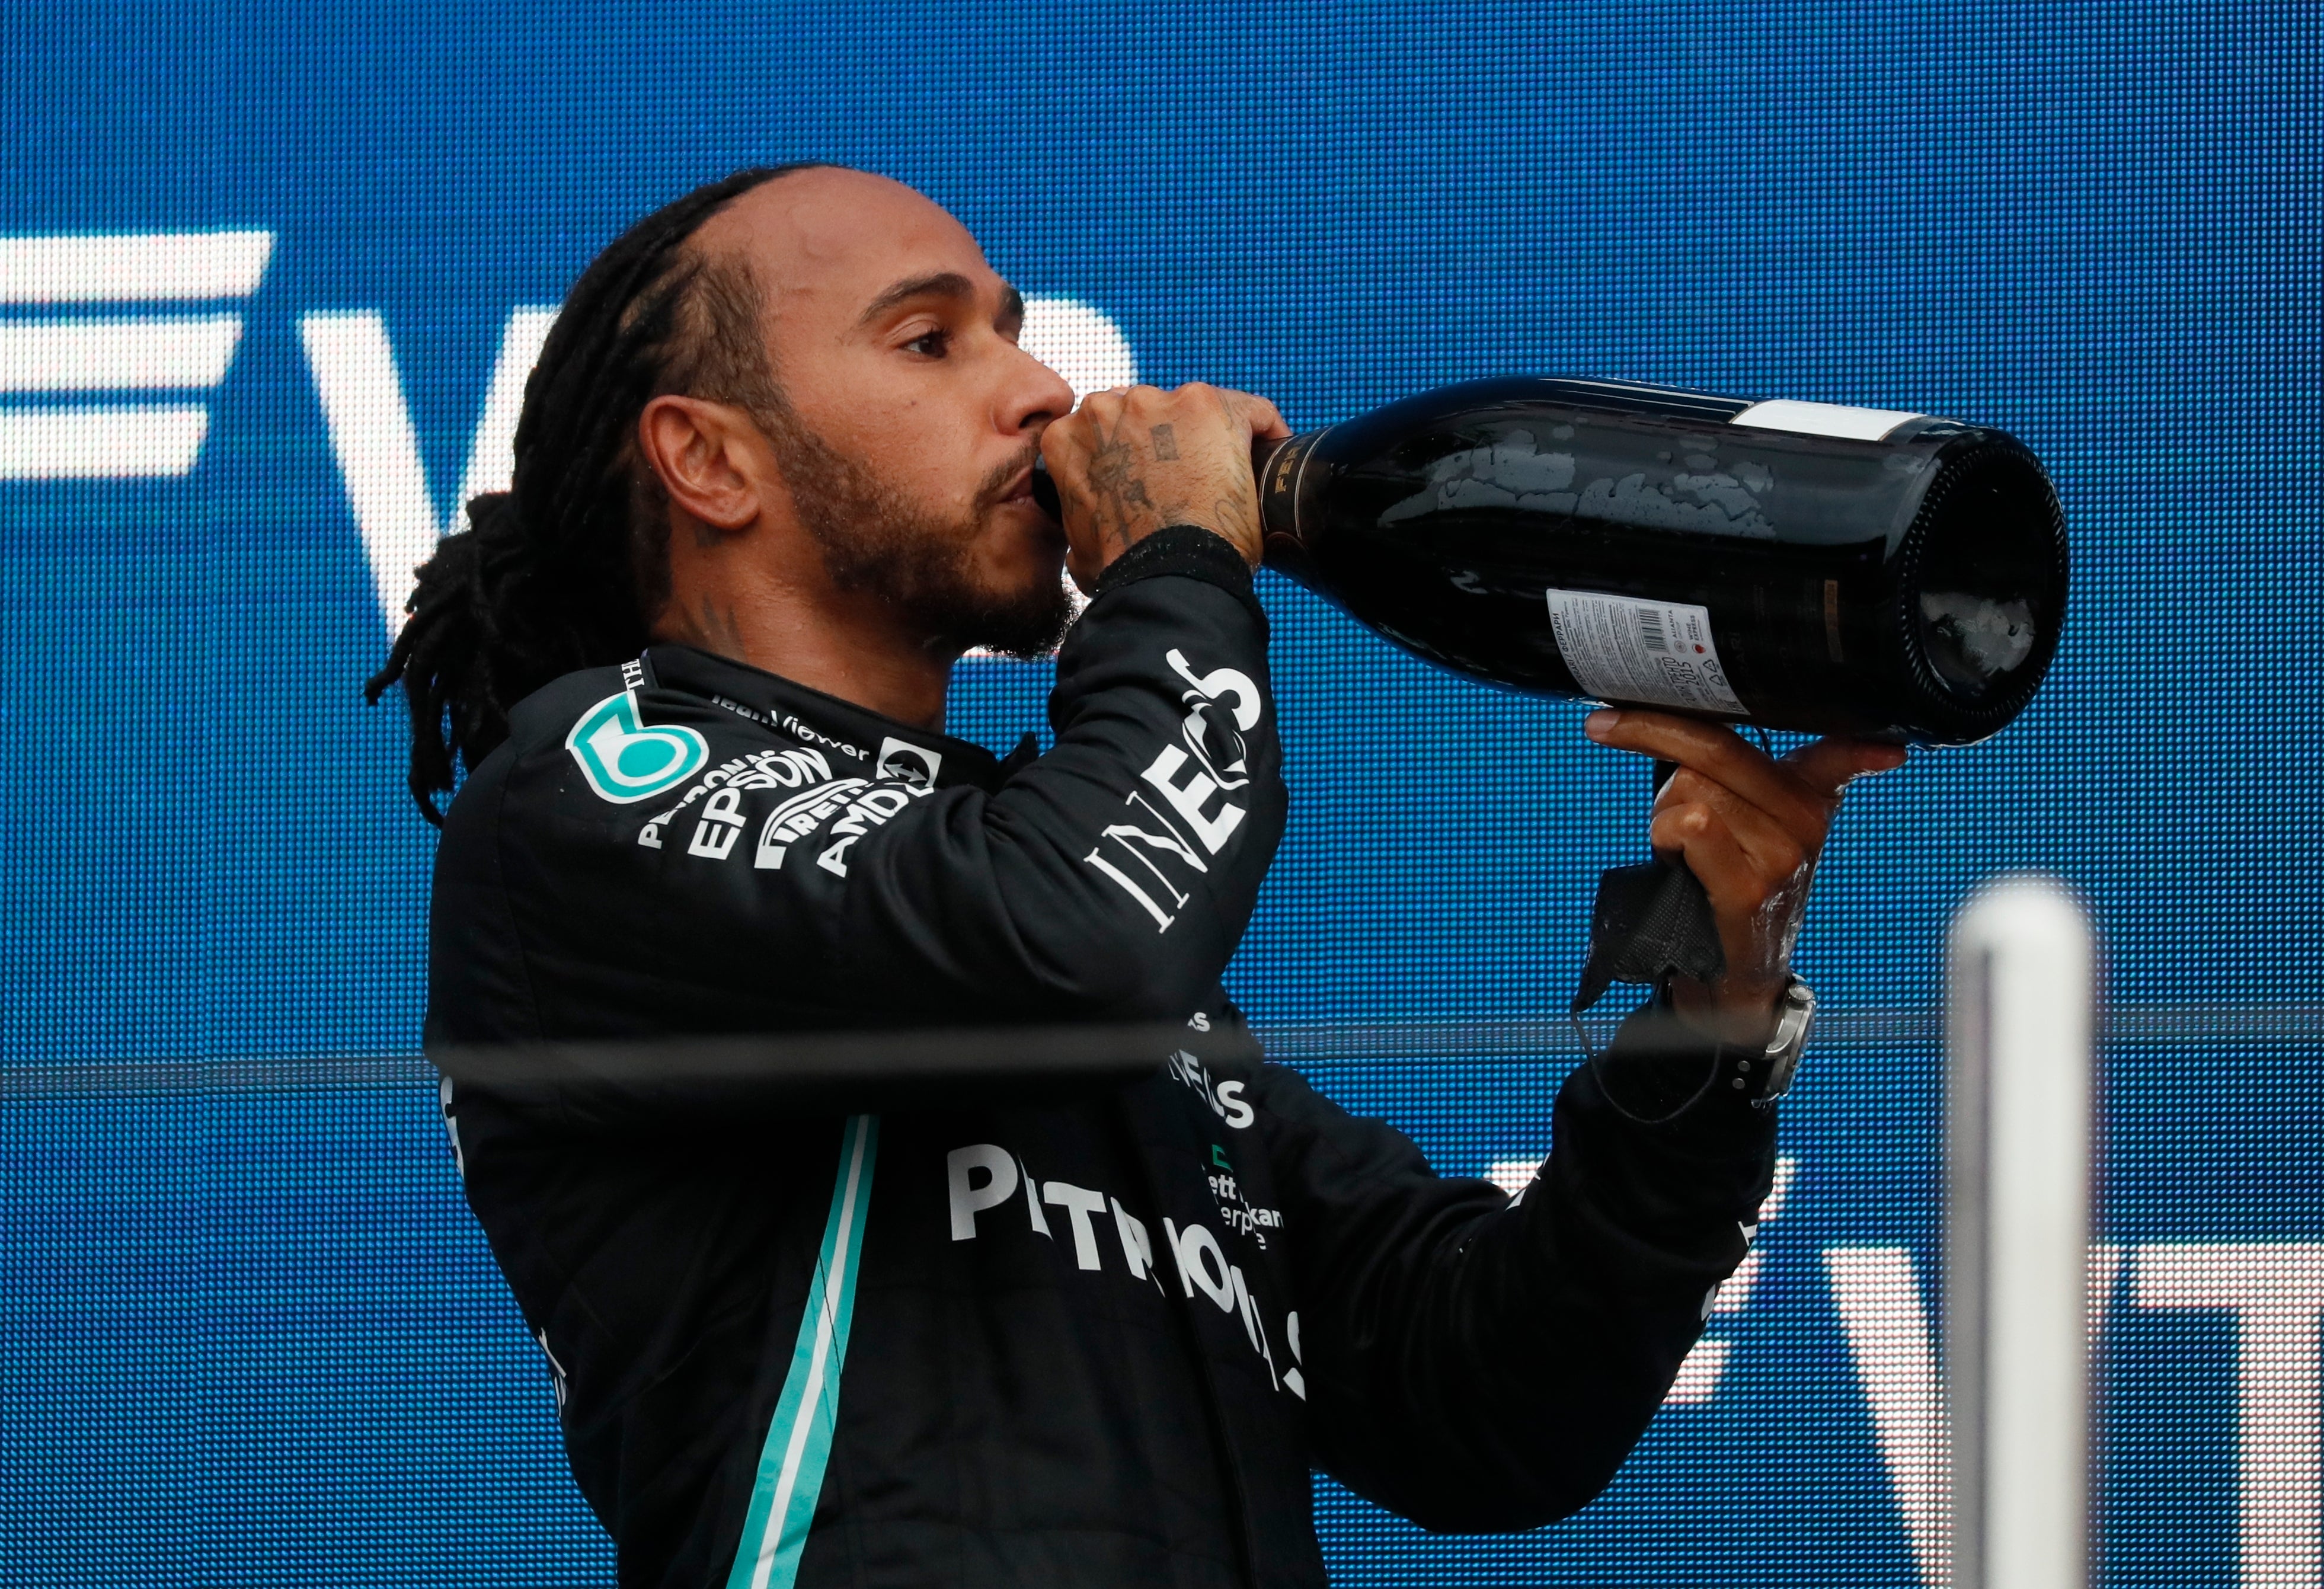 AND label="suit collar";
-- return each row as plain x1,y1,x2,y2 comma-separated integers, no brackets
642,644,1007,792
